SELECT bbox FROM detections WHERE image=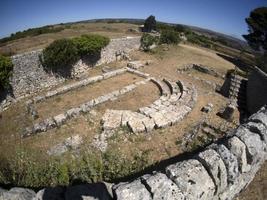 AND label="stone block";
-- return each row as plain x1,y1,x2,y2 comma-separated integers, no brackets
210,144,239,183
1,187,36,200
166,159,215,200
226,136,251,173
197,149,228,194
127,118,146,133
44,117,56,130
102,110,122,130
150,112,170,128
66,108,81,118
142,117,155,132
114,179,152,200
235,126,266,163
54,113,68,126
141,173,184,200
